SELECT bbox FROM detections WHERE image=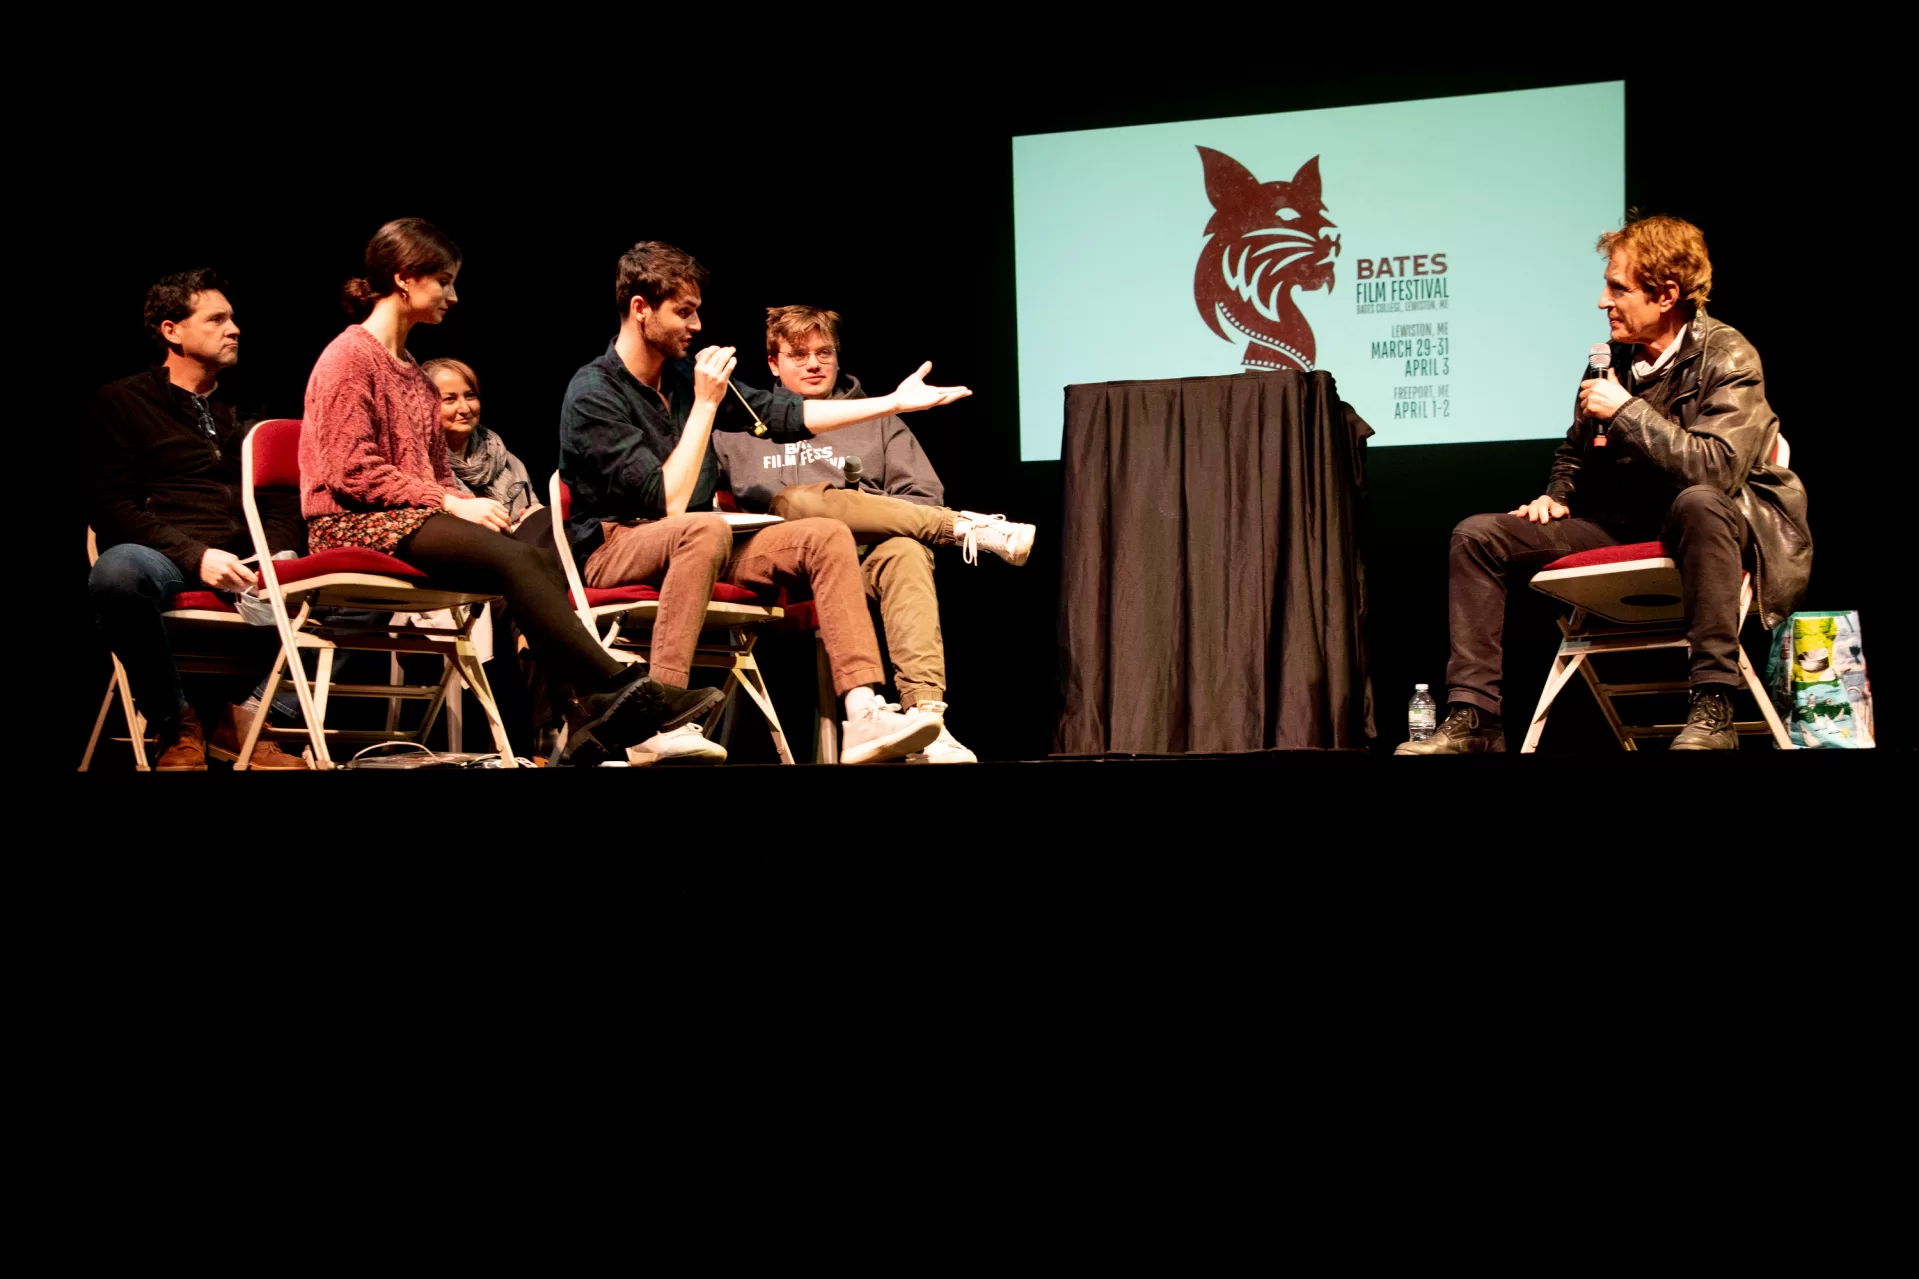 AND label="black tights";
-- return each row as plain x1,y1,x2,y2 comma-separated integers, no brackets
396,513,622,688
